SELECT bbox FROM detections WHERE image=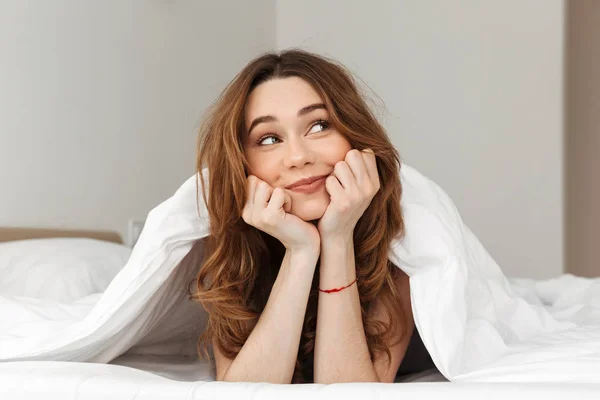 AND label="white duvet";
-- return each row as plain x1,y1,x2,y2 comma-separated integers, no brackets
1,164,599,386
